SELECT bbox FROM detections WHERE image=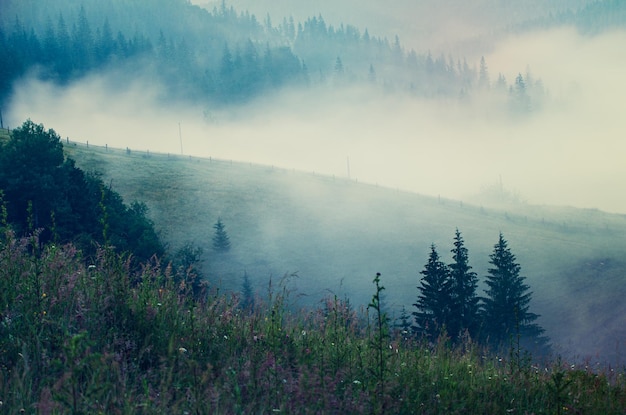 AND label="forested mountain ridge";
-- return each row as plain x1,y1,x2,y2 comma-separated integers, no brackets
0,0,559,111
220,0,625,54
